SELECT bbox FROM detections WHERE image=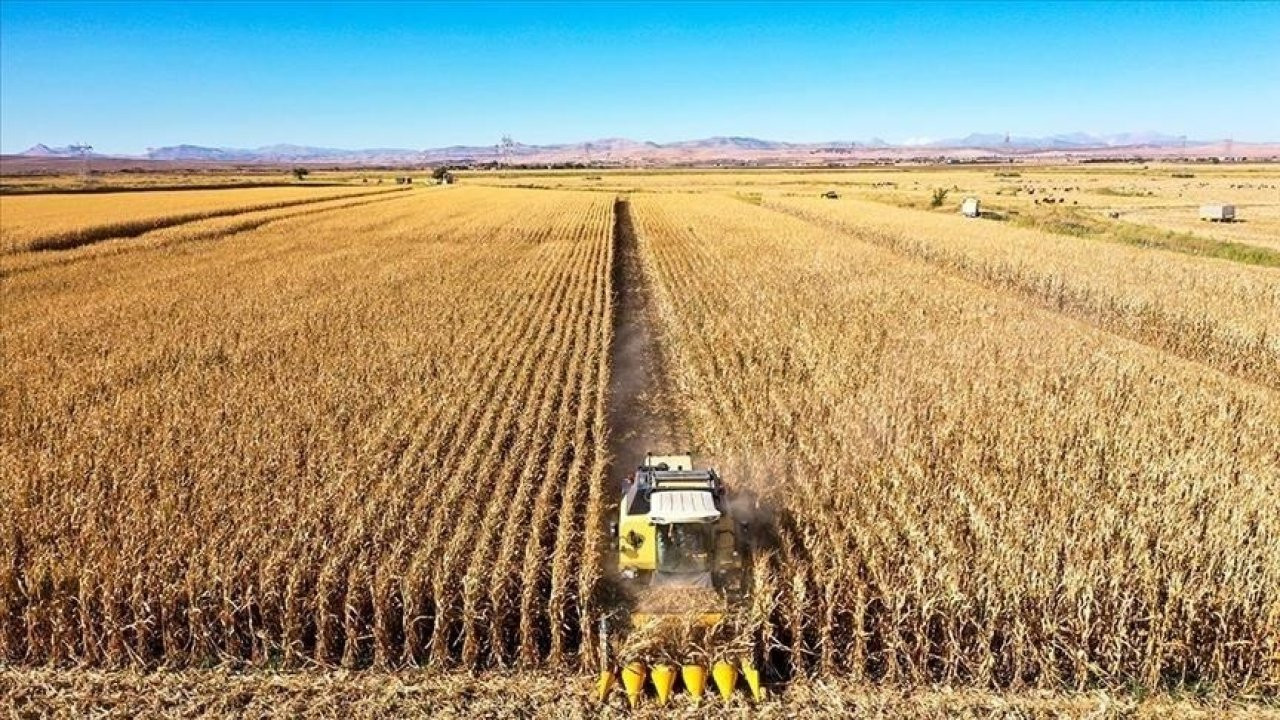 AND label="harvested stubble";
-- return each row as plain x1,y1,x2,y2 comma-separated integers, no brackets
765,195,1280,389
2,668,1276,719
631,192,1280,694
0,186,613,670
